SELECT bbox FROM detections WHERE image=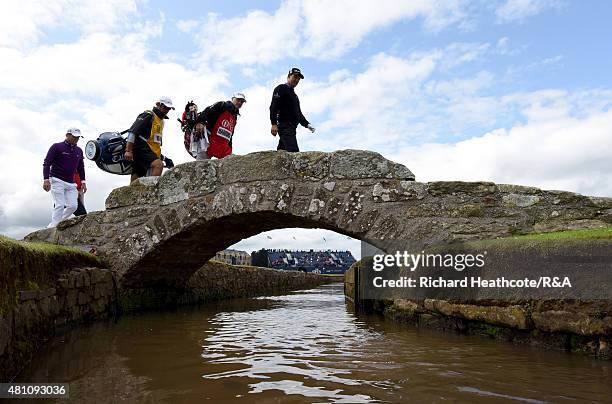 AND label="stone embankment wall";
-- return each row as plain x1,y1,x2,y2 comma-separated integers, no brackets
381,298,611,359
119,260,337,311
1,266,116,382
345,238,612,360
